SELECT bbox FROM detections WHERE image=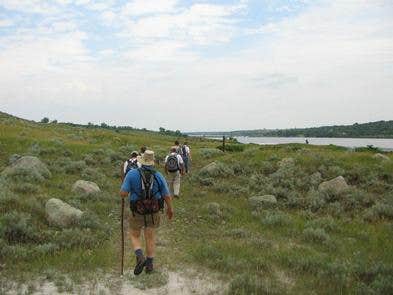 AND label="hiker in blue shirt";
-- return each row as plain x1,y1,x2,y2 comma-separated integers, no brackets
120,150,174,275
